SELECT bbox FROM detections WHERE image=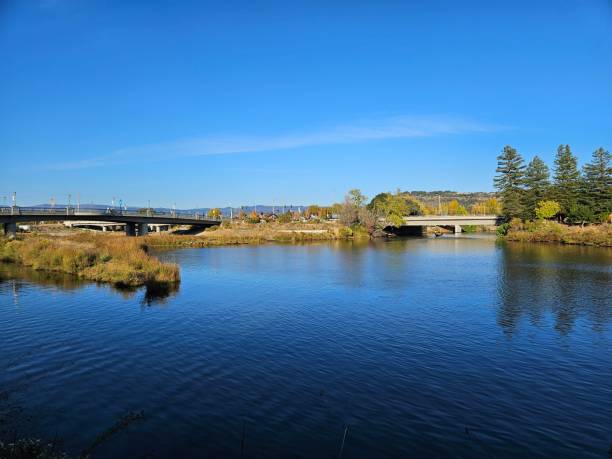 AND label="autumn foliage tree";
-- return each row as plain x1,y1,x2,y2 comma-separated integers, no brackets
535,200,560,220
207,208,222,219
304,205,321,219
445,199,468,216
